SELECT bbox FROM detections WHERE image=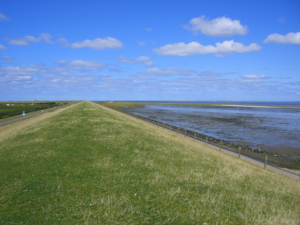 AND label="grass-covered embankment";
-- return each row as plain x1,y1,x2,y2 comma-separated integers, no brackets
0,101,299,224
